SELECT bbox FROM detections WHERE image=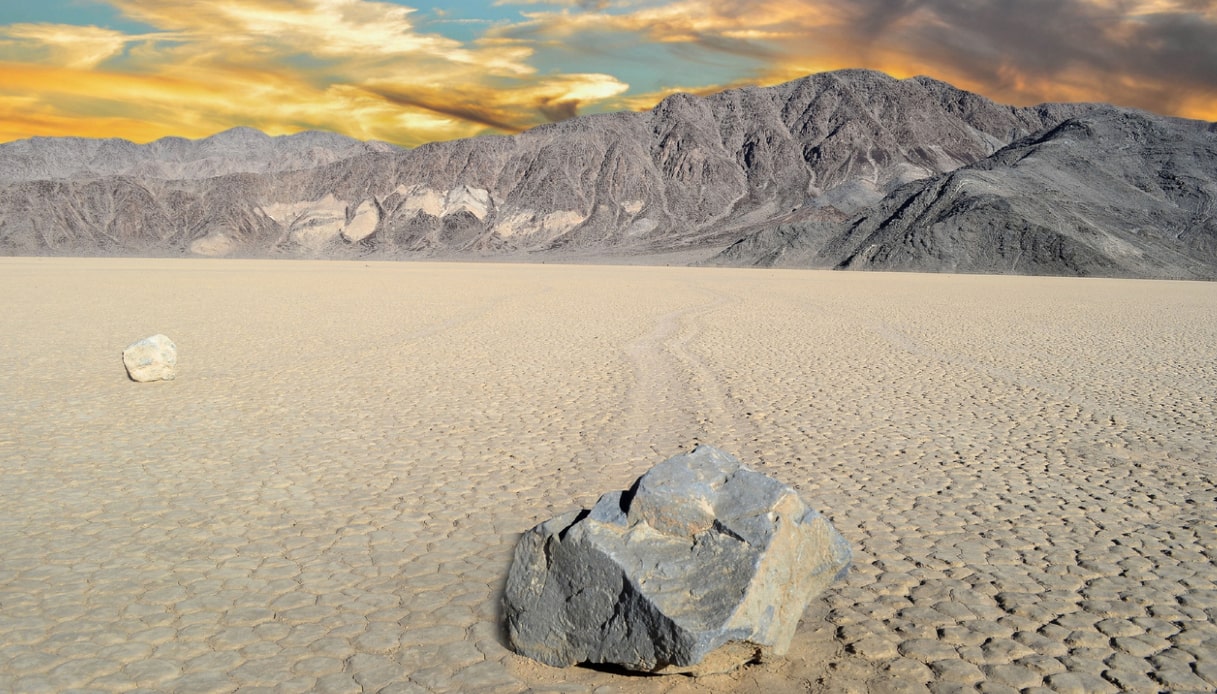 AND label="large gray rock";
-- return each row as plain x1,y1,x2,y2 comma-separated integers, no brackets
122,334,177,382
503,445,851,675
